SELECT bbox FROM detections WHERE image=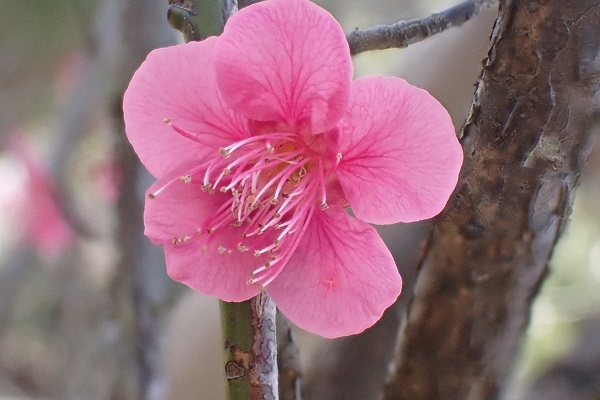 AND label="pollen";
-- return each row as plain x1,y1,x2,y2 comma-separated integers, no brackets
171,235,190,245
218,245,232,256
219,147,231,158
